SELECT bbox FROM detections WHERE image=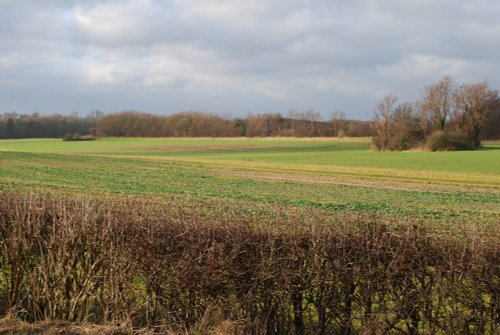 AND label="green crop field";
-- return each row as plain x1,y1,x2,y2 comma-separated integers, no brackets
1,137,499,223
1,137,500,334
